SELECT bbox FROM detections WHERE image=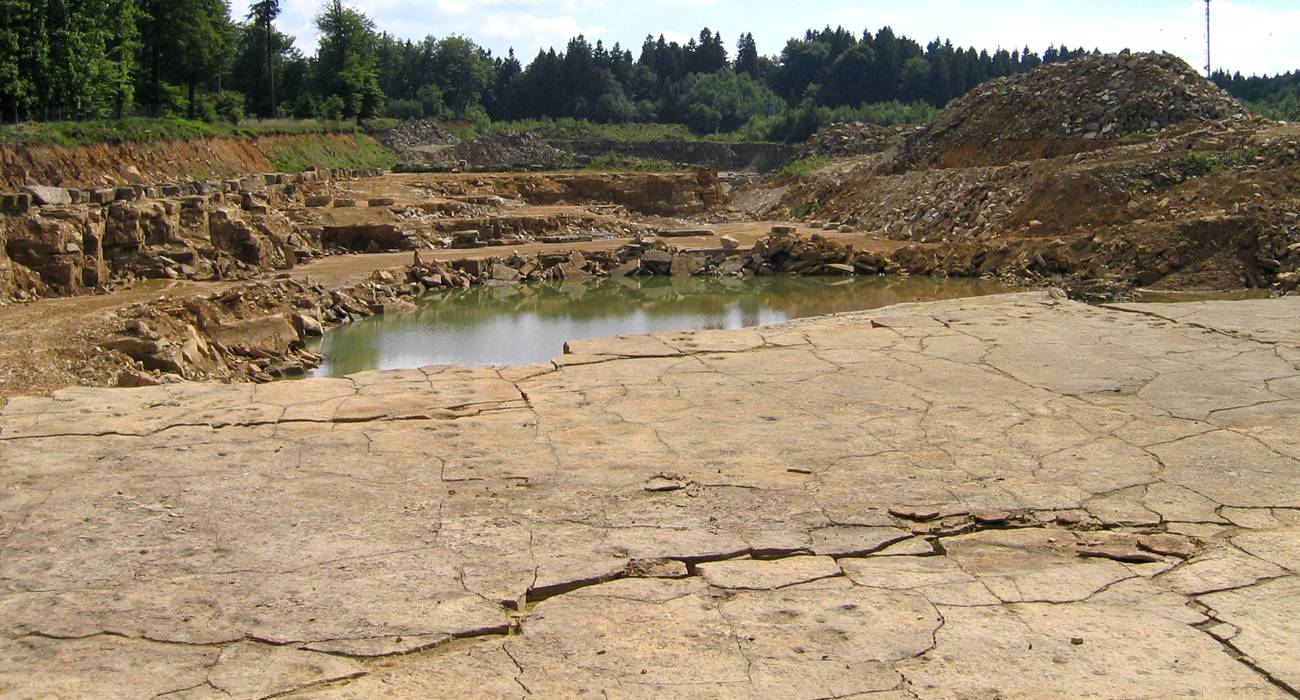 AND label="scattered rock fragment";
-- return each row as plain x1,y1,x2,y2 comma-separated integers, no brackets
1076,545,1163,564
626,559,690,579
1055,511,1085,526
1137,534,1196,559
972,509,1016,525
644,474,688,493
889,506,941,521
